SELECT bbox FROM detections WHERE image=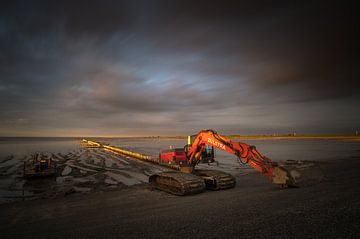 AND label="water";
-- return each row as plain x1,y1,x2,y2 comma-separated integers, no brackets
0,137,359,203
92,137,360,162
1,137,359,164
239,139,360,161
0,137,80,159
